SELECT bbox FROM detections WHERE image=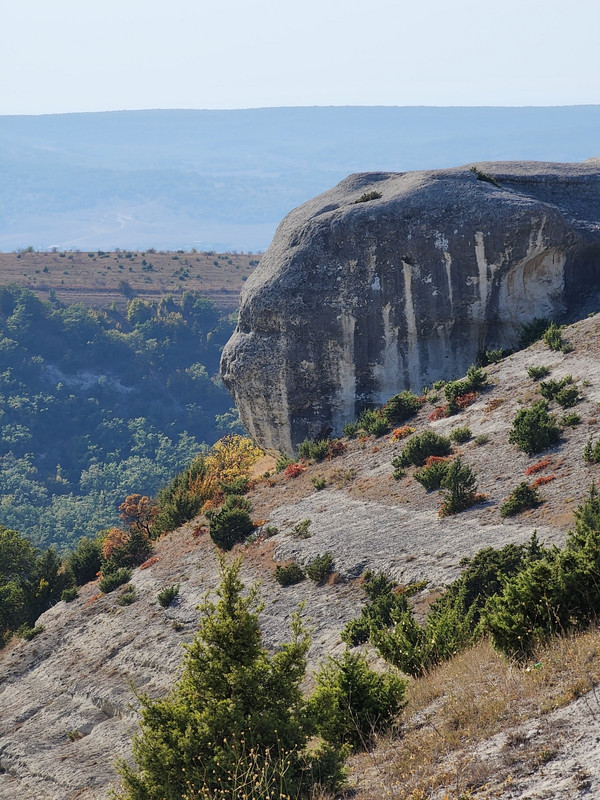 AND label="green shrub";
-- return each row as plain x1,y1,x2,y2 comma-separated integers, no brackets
117,586,137,606
432,379,446,390
440,457,479,515
275,453,294,472
519,317,550,349
561,412,581,427
555,385,580,408
413,459,450,490
340,572,424,649
99,567,132,593
358,408,389,437
543,321,571,352
67,536,102,586
508,400,561,455
583,437,600,464
219,475,249,495
371,592,477,677
397,430,452,467
157,584,180,608
61,587,78,603
500,482,543,517
208,507,255,550
115,558,345,800
309,650,406,750
305,553,334,583
342,421,361,438
527,365,551,380
18,624,45,640
474,434,490,445
291,519,312,538
478,348,504,365
355,190,382,203
449,426,472,443
443,366,487,409
484,492,600,658
359,536,546,675
274,562,305,586
391,460,406,480
311,476,327,490
469,166,501,187
539,374,573,401
298,438,330,462
151,456,211,536
381,391,422,425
